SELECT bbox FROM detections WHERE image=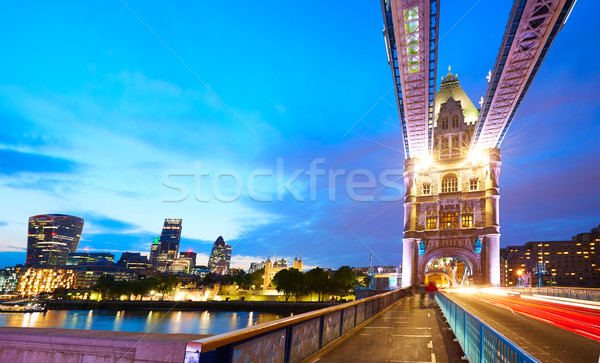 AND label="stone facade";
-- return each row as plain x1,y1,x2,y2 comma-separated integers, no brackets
402,73,501,287
263,256,303,290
